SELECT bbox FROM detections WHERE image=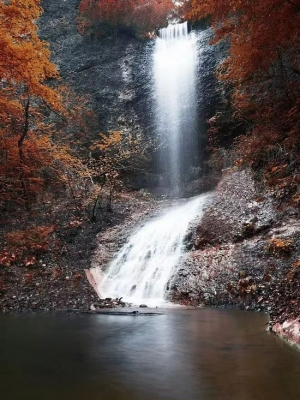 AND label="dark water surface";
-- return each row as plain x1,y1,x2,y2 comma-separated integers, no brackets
1,308,300,400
